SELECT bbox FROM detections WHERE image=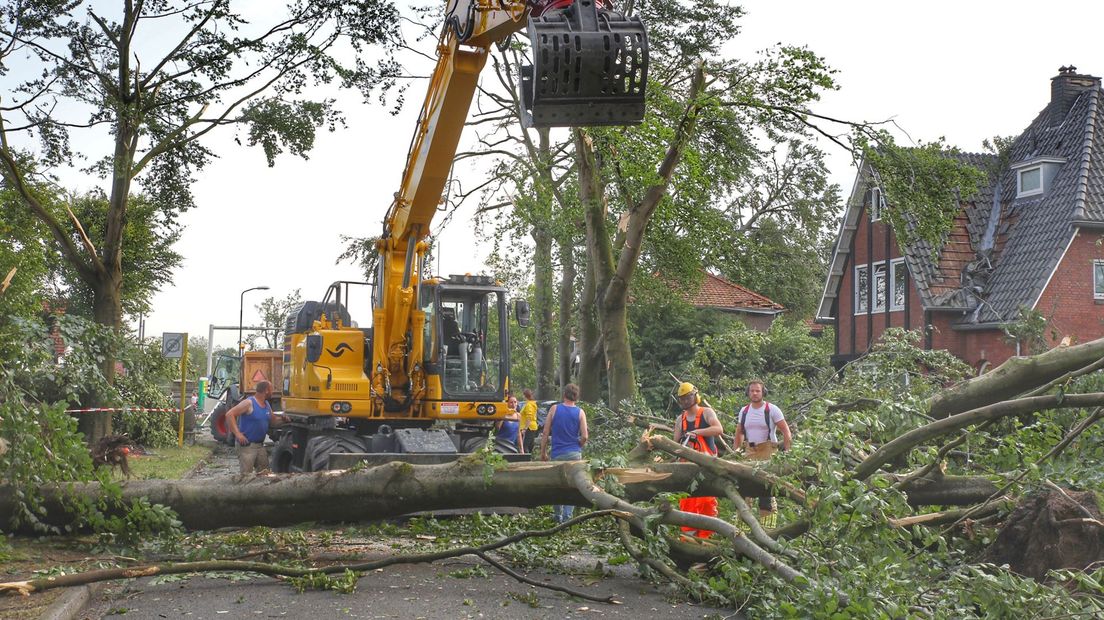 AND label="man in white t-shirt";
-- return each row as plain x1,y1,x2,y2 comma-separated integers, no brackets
733,380,792,521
